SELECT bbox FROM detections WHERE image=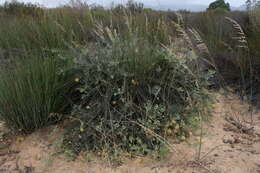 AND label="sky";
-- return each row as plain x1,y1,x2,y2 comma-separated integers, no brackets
0,0,246,8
